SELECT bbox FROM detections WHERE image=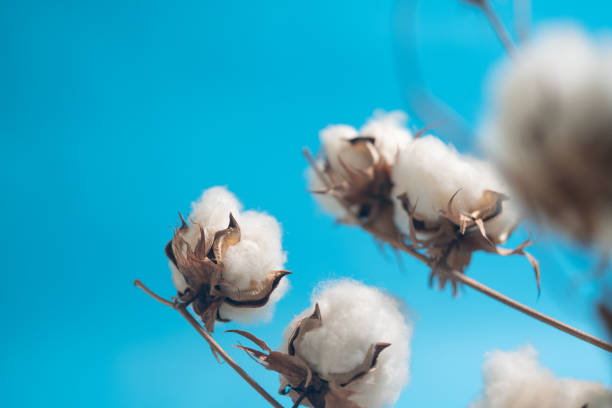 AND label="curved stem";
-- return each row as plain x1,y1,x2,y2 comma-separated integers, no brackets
452,272,612,353
134,280,285,408
469,0,516,56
